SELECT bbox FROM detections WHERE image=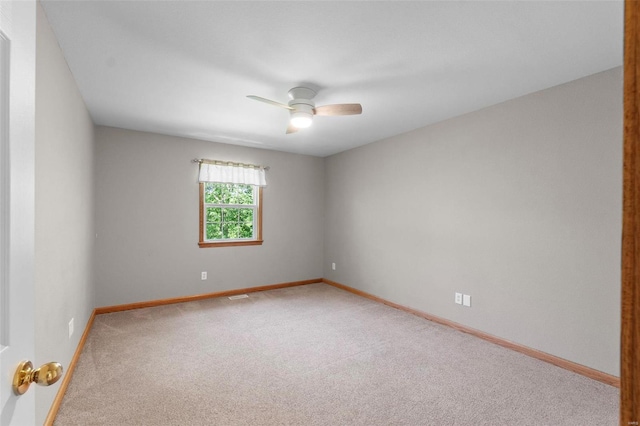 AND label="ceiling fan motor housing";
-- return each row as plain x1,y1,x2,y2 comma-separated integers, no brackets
288,87,316,101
